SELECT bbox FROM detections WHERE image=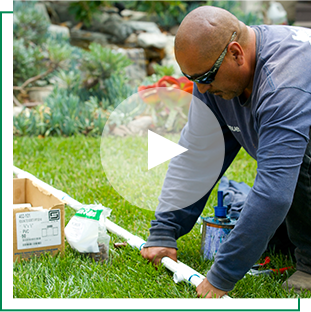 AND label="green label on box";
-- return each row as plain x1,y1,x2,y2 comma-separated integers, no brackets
75,207,103,221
